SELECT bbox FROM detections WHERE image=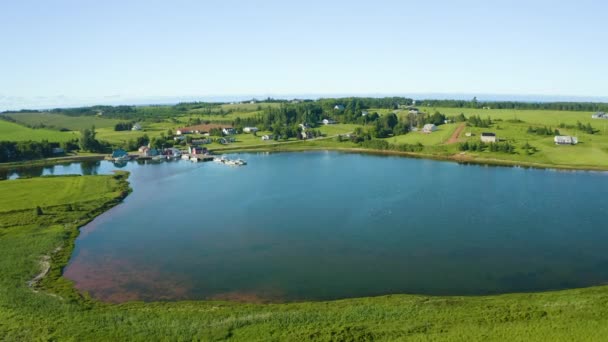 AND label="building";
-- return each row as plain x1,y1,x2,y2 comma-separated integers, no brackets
138,146,149,153
261,134,274,141
422,124,437,133
554,136,578,145
243,127,259,133
322,119,336,125
111,149,128,159
222,128,236,135
480,132,497,143
334,104,345,110
592,112,608,119
143,148,159,157
189,146,207,154
131,123,142,131
465,132,473,137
